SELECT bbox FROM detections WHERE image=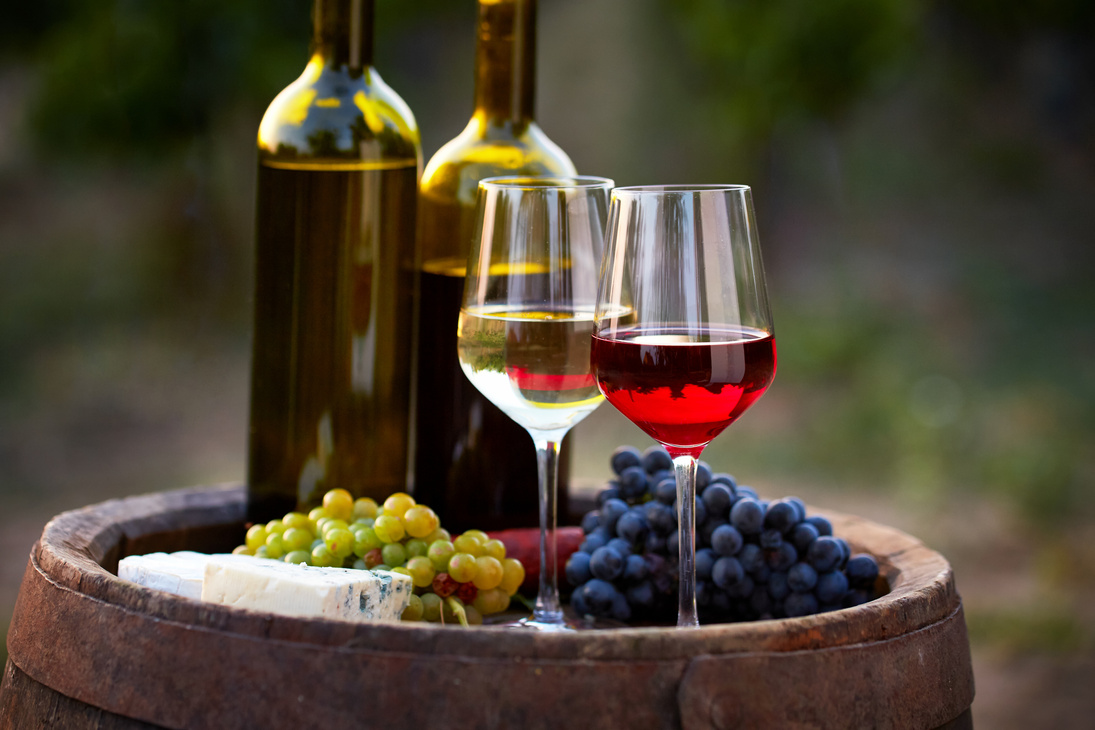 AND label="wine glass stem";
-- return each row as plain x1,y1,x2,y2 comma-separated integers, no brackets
672,454,700,628
531,433,565,625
